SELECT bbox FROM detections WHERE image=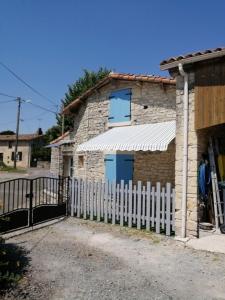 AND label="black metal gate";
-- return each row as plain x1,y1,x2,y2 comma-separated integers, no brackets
0,176,70,233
